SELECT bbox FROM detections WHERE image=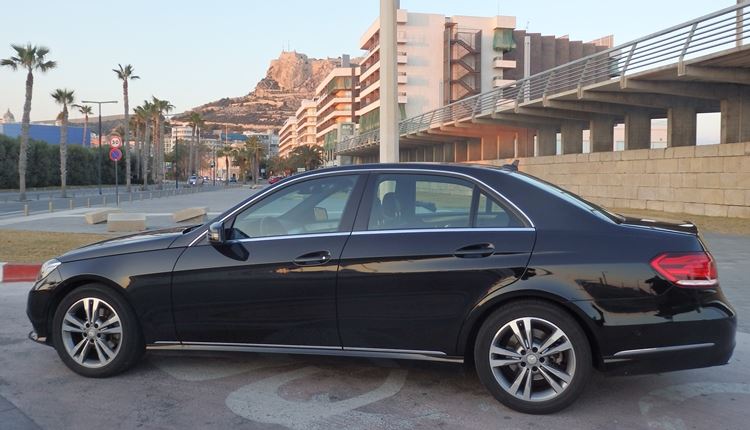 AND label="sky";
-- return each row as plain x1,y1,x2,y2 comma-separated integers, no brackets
0,0,736,141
